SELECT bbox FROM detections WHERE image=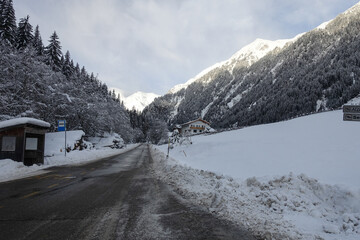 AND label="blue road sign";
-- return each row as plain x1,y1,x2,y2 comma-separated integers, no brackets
58,120,66,131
